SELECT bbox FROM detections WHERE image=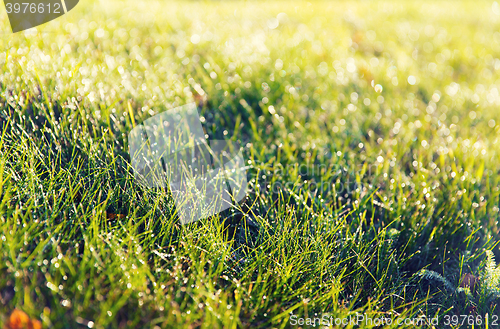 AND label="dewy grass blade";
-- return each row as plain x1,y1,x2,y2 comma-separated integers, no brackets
0,0,499,327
